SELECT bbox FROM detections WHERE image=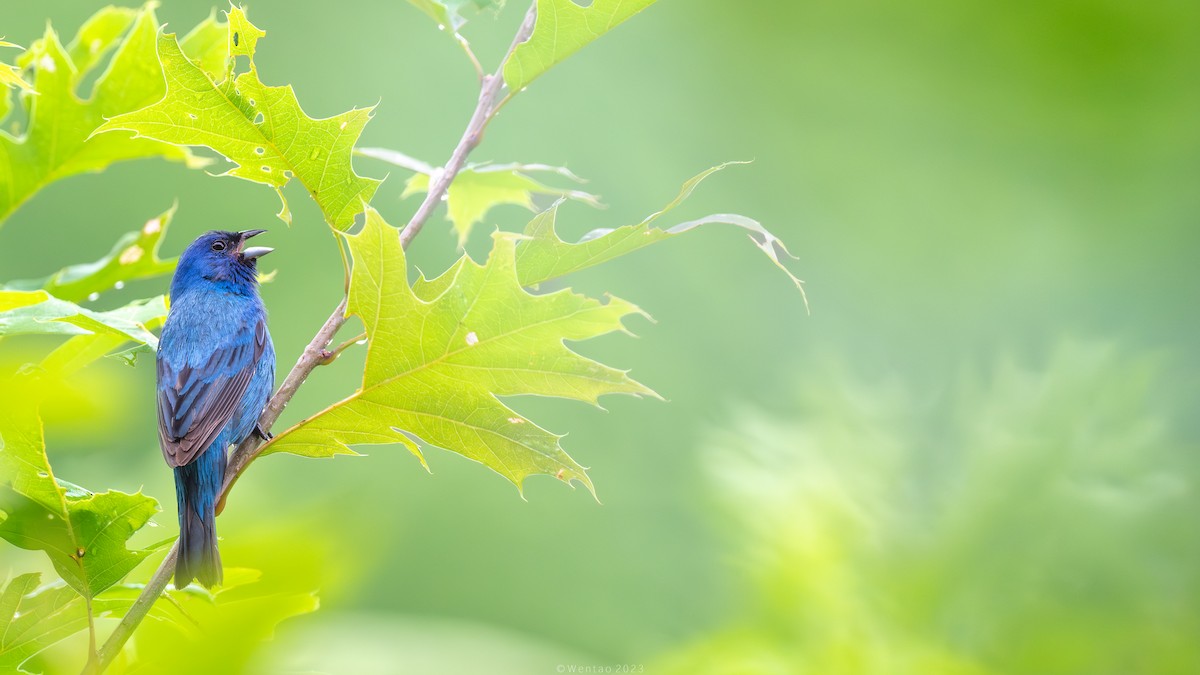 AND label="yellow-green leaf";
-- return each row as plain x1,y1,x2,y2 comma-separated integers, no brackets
263,207,655,495
0,40,32,92
226,6,265,59
515,163,808,309
0,291,165,349
95,8,381,229
503,0,658,91
0,7,224,225
394,159,600,246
